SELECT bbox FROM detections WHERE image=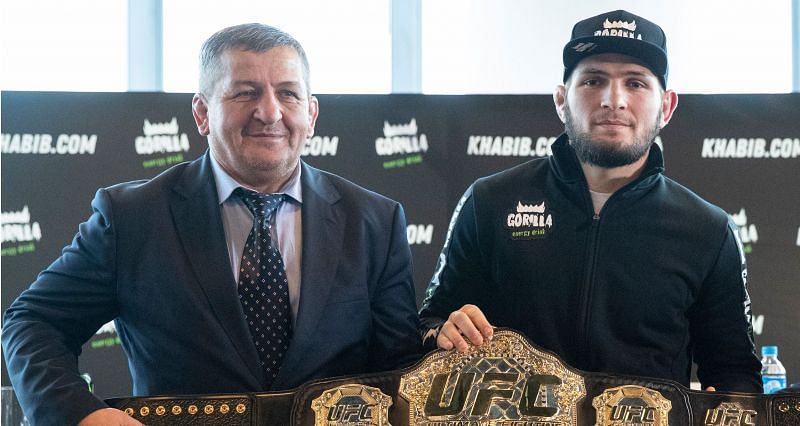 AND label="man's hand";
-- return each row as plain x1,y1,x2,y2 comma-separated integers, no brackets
437,304,494,352
78,408,144,426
